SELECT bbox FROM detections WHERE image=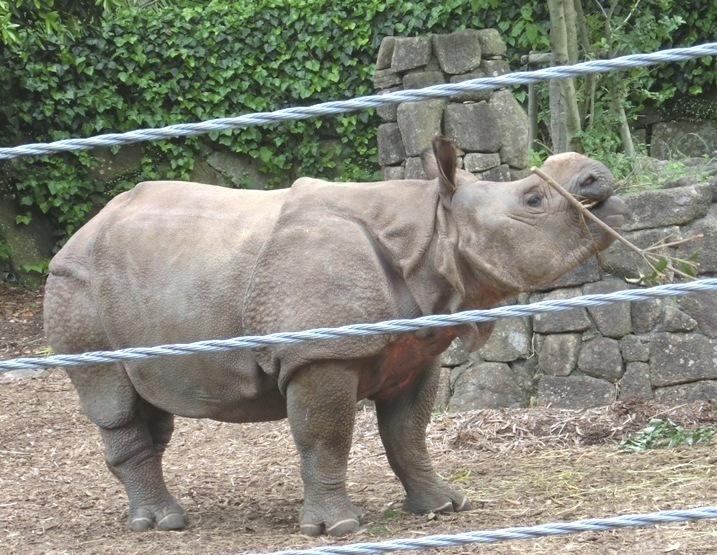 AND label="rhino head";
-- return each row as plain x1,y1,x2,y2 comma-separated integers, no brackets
423,136,627,297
